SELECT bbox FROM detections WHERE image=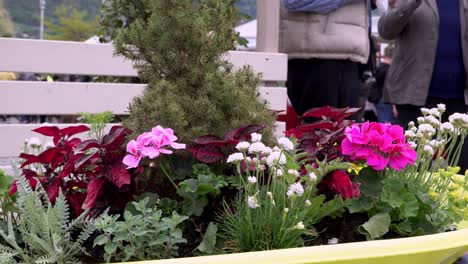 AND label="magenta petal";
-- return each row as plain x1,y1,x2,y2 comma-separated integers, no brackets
367,152,388,171
141,147,161,159
126,140,138,155
159,148,173,155
170,142,186,149
123,155,141,169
